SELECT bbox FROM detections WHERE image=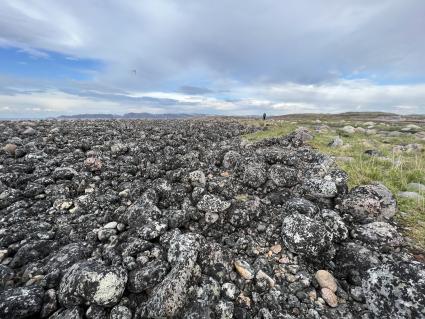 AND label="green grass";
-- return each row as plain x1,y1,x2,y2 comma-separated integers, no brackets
243,119,425,249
